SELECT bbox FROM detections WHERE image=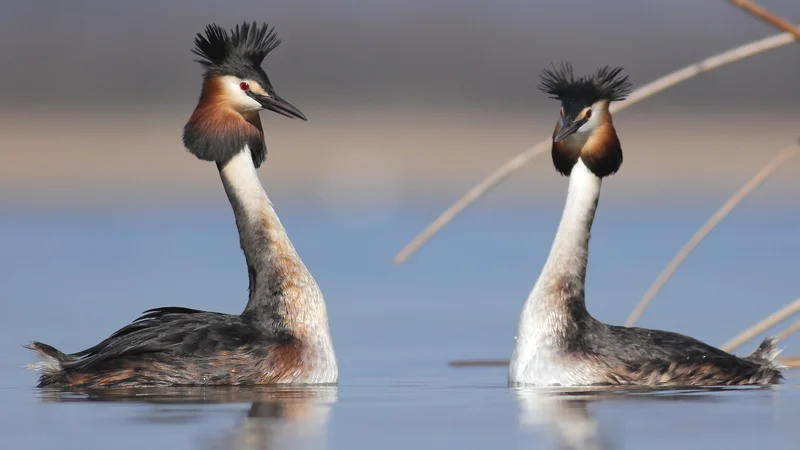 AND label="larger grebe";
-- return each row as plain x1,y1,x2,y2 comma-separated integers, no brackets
26,22,337,388
508,63,782,387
